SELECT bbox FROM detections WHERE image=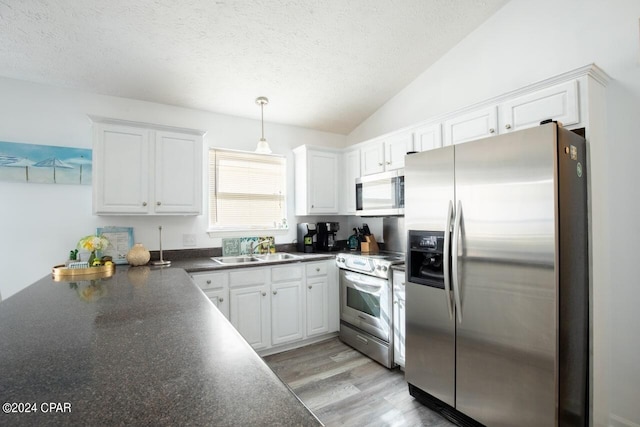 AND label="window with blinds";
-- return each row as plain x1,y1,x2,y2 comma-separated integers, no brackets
209,149,286,230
